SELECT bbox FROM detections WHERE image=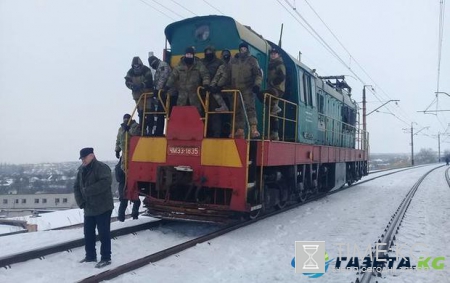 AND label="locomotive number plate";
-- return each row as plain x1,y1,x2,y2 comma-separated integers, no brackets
168,146,200,156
